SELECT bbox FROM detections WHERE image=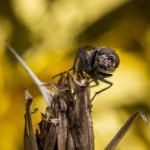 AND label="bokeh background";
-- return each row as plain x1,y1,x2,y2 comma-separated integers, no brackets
0,0,150,149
